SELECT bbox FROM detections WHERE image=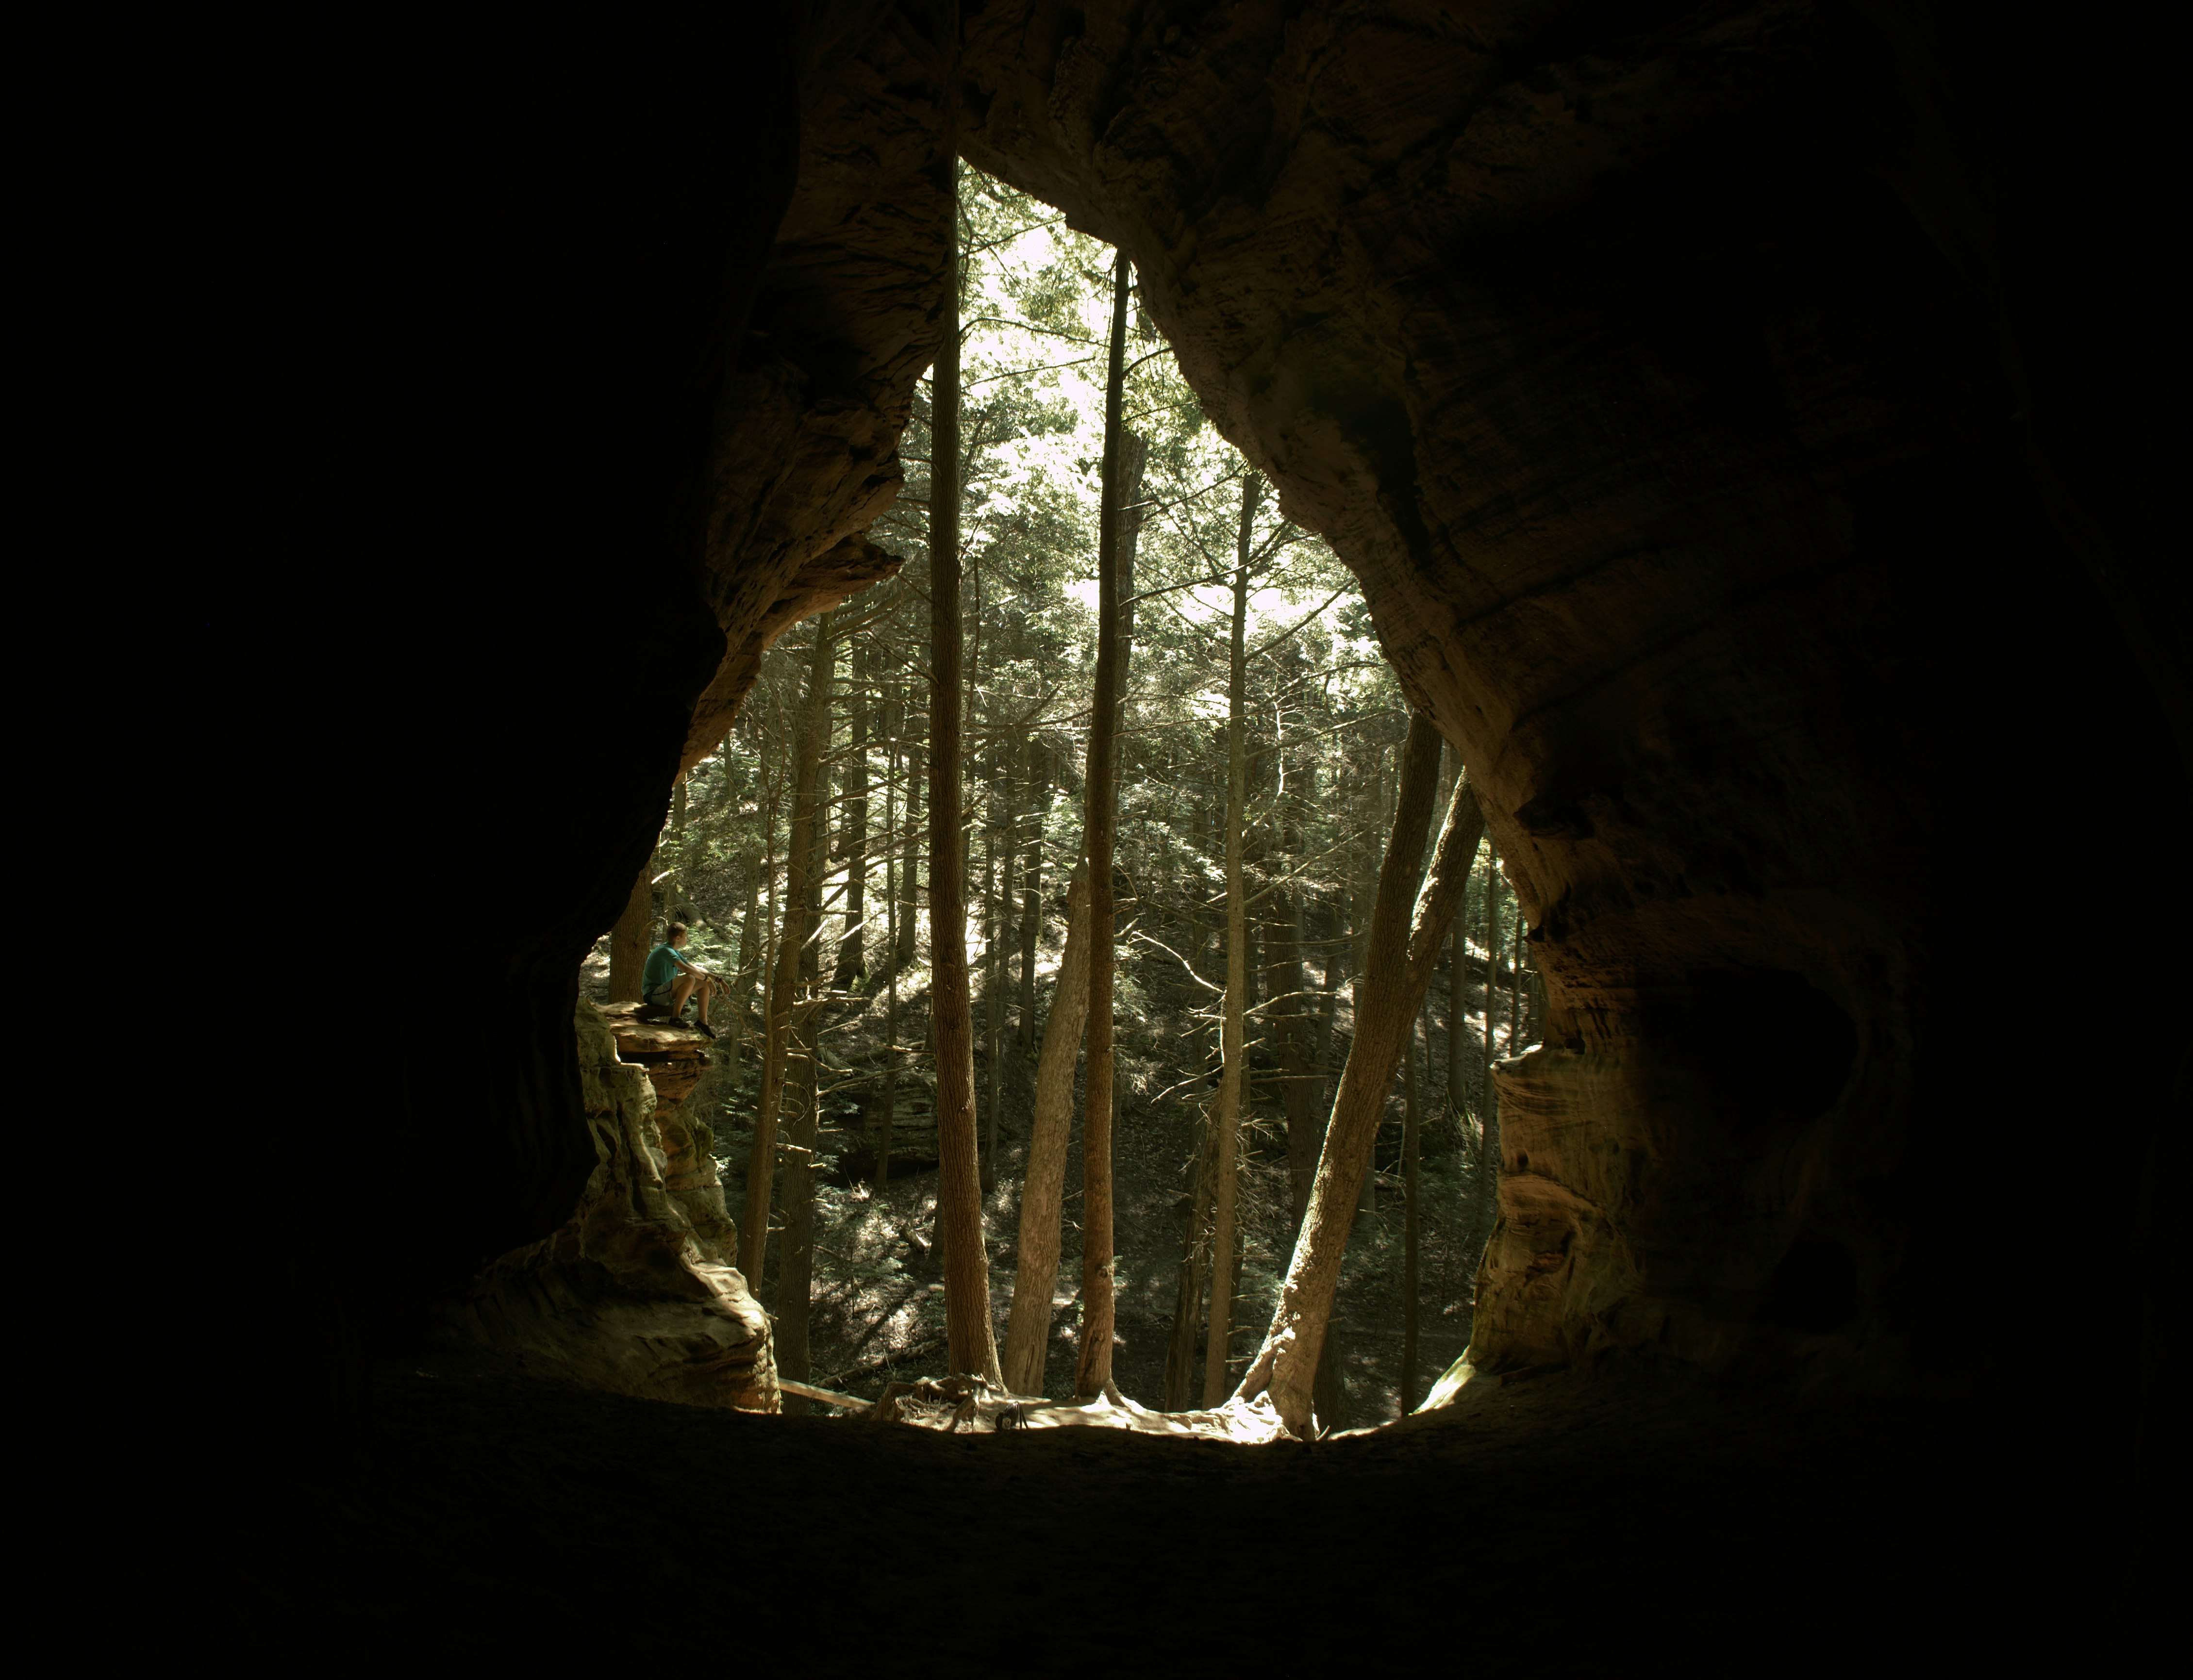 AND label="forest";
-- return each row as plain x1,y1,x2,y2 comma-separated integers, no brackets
583,167,1544,1428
